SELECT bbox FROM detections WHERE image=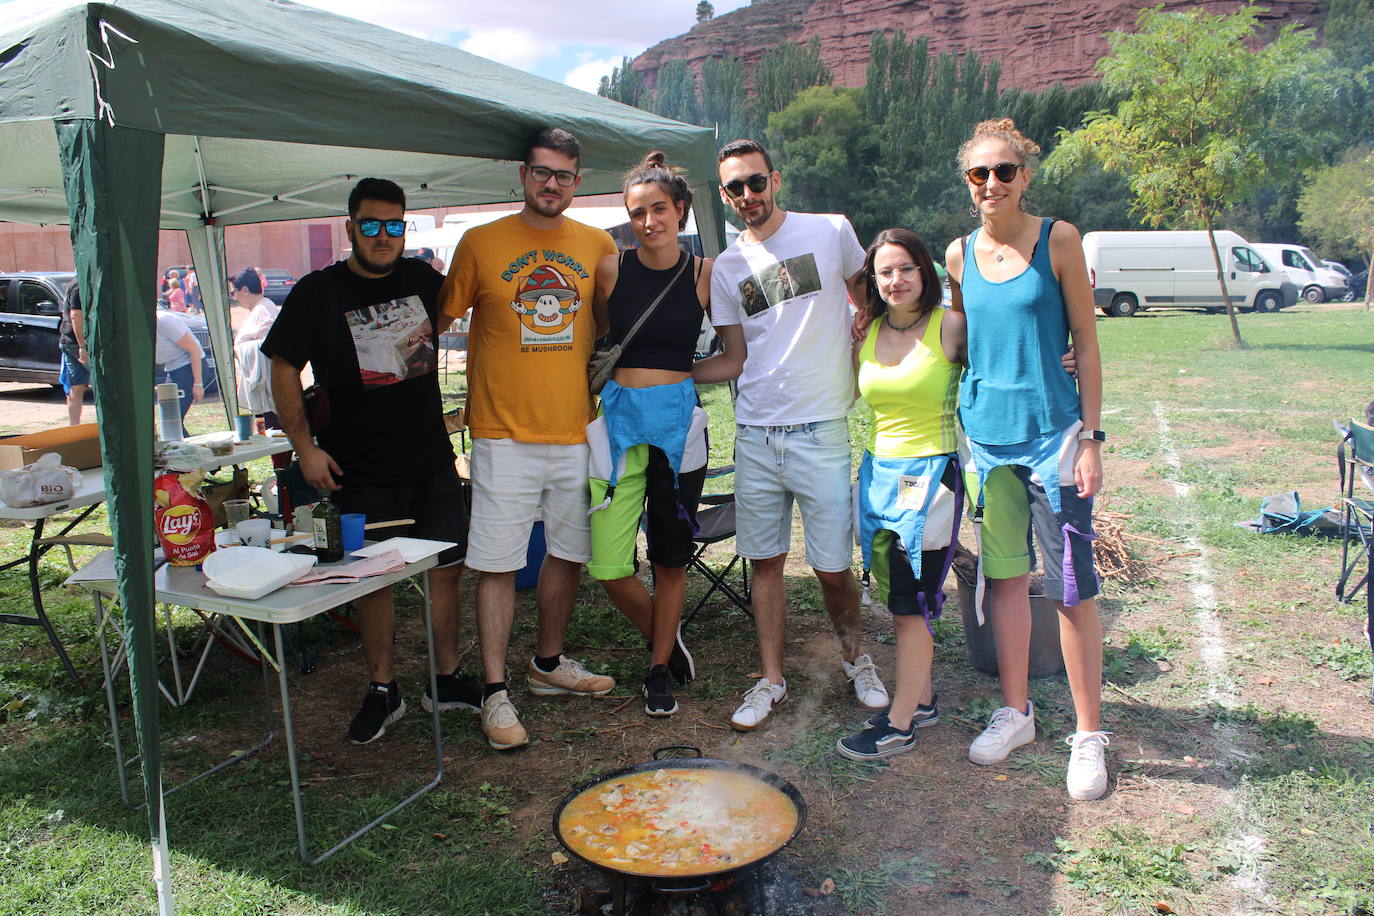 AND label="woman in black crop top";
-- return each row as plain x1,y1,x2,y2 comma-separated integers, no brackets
586,152,745,718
